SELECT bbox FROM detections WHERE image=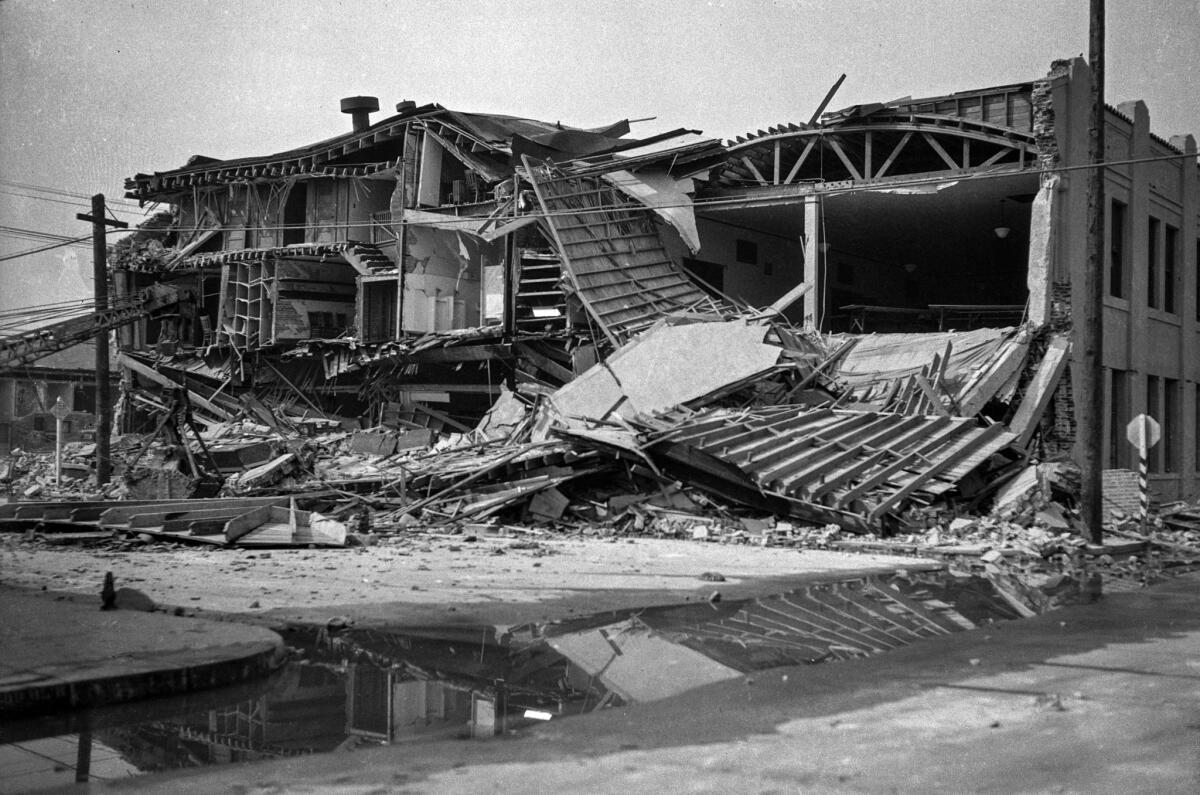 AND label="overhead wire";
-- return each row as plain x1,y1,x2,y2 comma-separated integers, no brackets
0,147,1194,266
